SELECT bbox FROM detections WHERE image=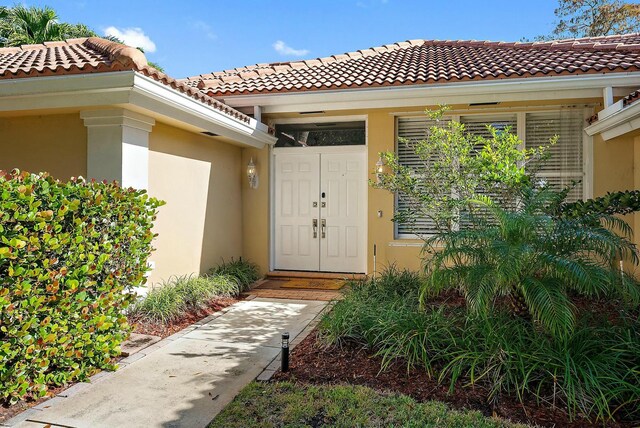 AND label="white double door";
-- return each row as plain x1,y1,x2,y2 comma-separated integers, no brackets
274,149,366,273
